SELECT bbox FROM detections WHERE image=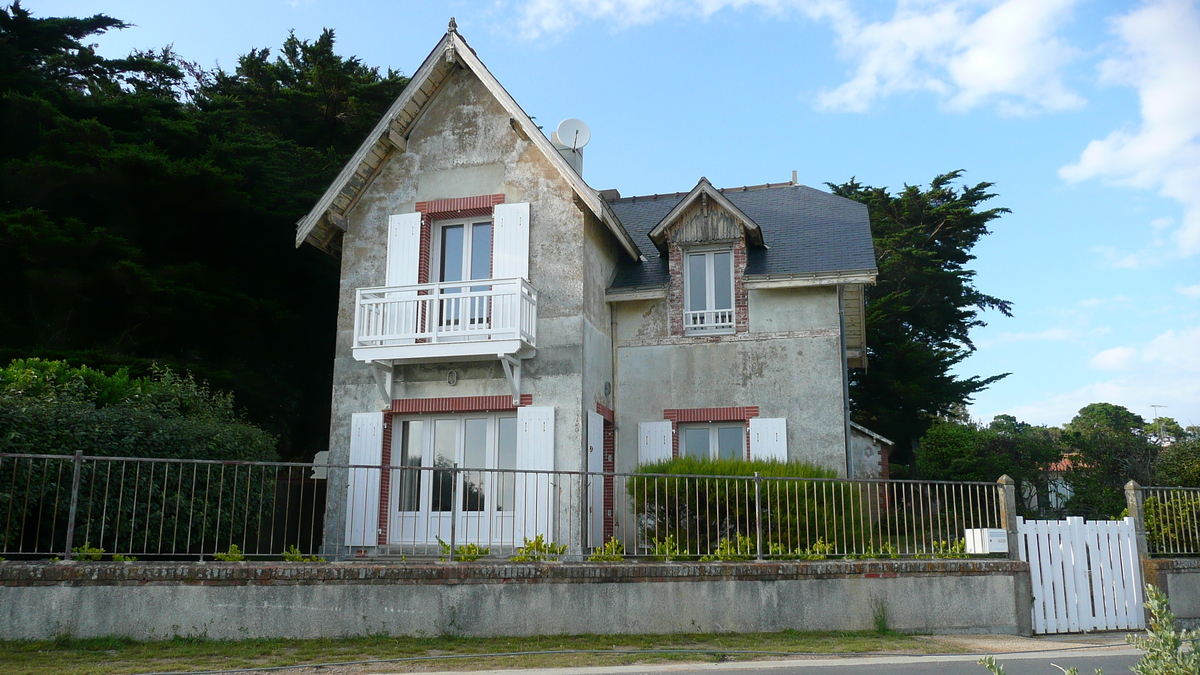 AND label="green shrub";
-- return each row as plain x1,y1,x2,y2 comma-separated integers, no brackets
281,545,324,563
587,537,625,562
699,533,755,561
509,535,566,562
650,534,688,561
71,542,104,561
768,537,836,560
214,544,245,562
0,359,278,554
1143,495,1200,554
111,554,137,562
436,537,489,562
628,457,862,557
